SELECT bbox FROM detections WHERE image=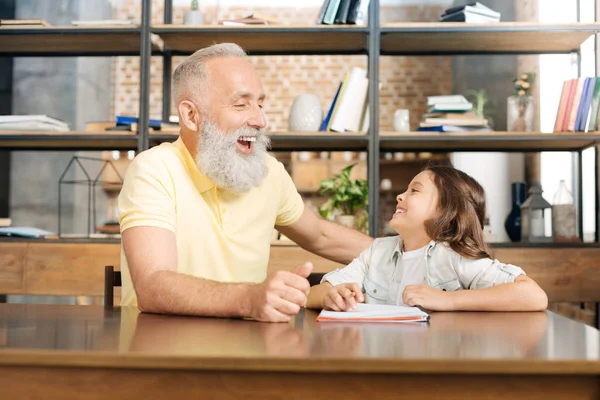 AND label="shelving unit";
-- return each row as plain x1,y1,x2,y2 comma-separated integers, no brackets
0,25,161,56
1,0,600,239
0,132,138,151
152,24,369,55
380,132,600,152
380,22,600,55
